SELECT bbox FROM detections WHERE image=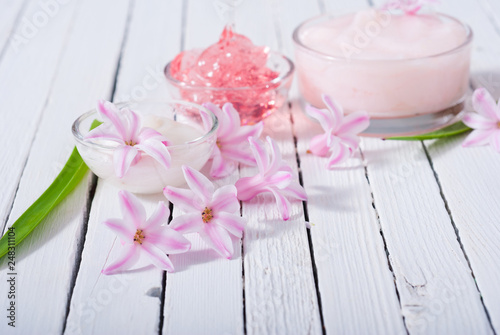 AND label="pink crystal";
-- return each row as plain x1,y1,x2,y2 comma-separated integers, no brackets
168,26,284,125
